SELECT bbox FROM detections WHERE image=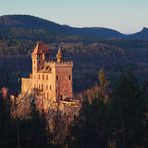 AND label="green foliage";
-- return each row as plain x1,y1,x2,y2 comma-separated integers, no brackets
0,68,148,147
98,68,109,101
109,71,146,148
0,95,52,148
68,96,108,148
68,70,147,148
